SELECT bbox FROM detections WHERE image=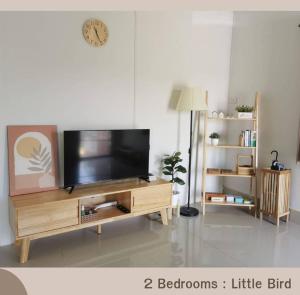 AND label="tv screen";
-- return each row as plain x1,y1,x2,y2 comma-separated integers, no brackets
64,129,150,187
